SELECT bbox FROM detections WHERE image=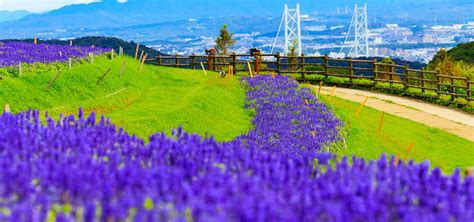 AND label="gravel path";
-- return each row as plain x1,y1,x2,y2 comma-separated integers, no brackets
316,86,474,142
